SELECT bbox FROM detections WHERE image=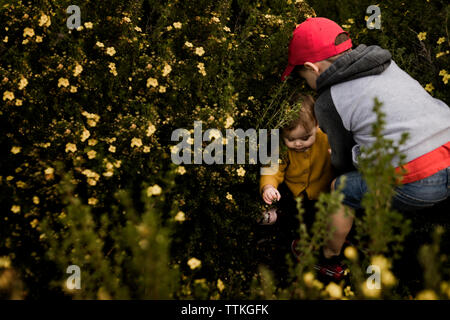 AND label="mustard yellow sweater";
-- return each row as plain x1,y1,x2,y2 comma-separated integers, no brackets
259,129,334,200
